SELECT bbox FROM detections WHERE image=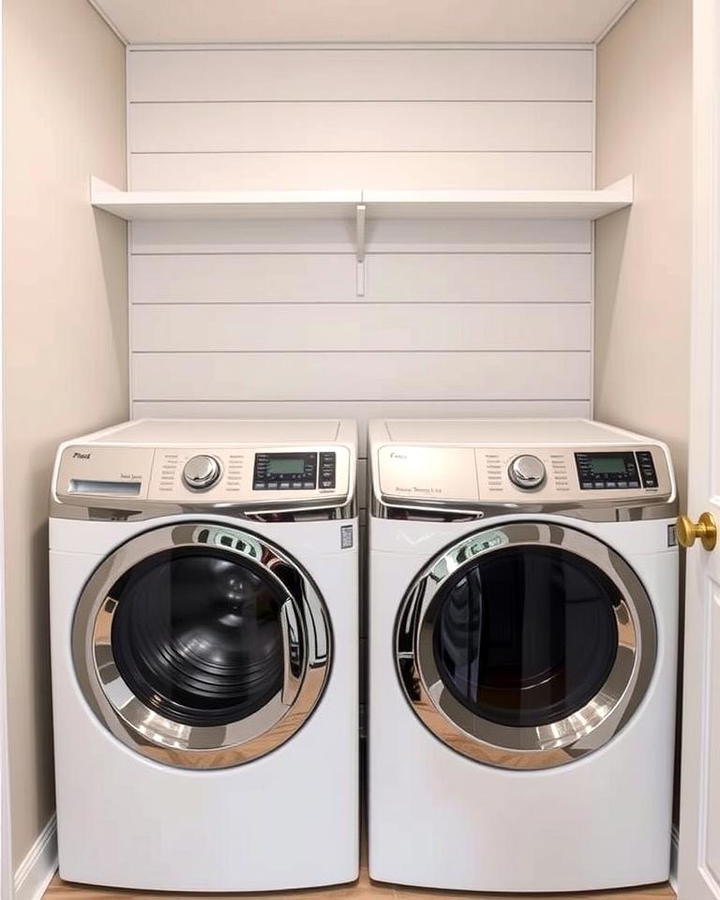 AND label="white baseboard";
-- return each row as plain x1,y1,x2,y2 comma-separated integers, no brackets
670,823,679,893
14,815,57,900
